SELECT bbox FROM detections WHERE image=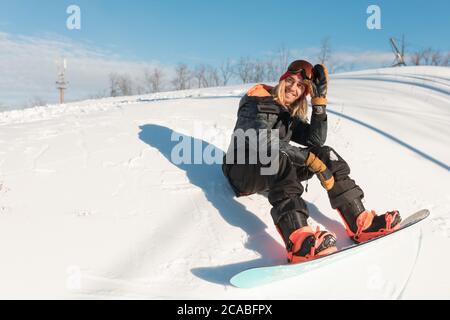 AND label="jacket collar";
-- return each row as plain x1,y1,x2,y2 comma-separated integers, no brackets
246,84,274,97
